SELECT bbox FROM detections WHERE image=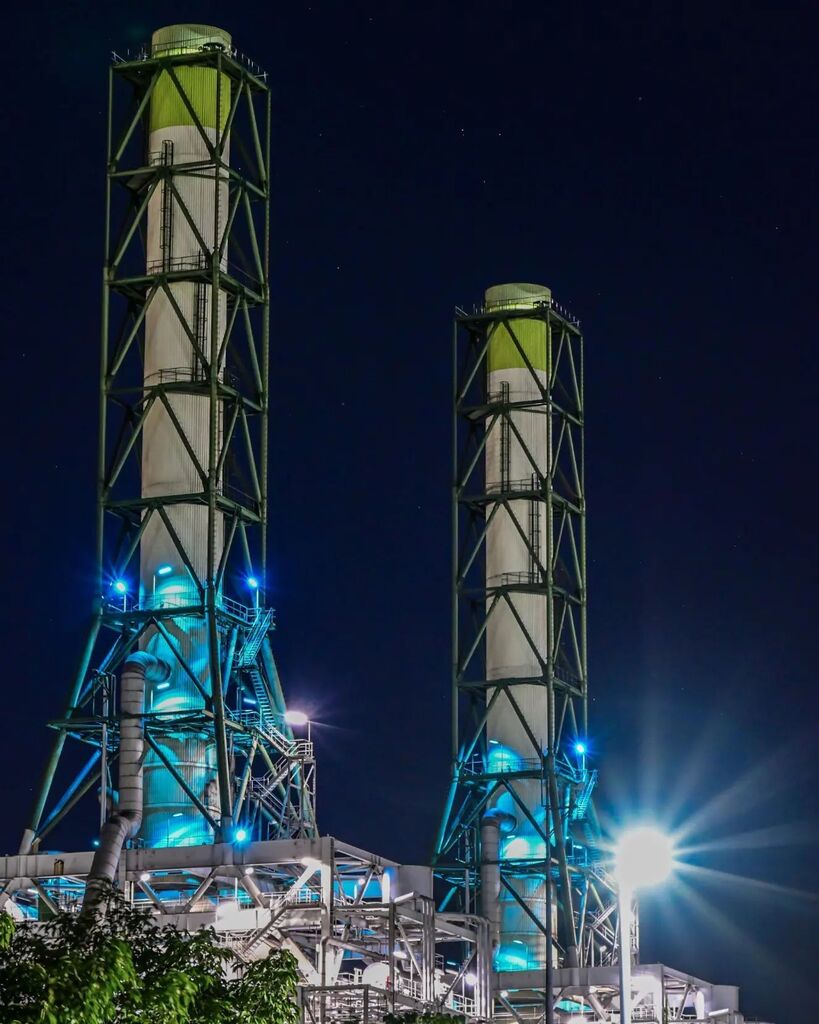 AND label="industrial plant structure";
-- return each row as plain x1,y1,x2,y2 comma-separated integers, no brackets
0,23,756,1024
